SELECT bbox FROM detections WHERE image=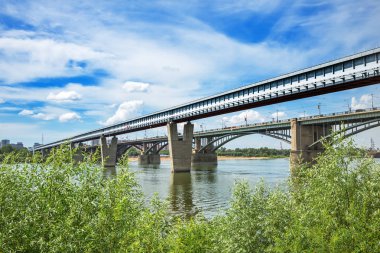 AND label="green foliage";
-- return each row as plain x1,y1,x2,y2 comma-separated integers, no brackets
0,145,30,162
216,147,290,158
0,138,379,252
0,145,144,252
127,147,140,156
